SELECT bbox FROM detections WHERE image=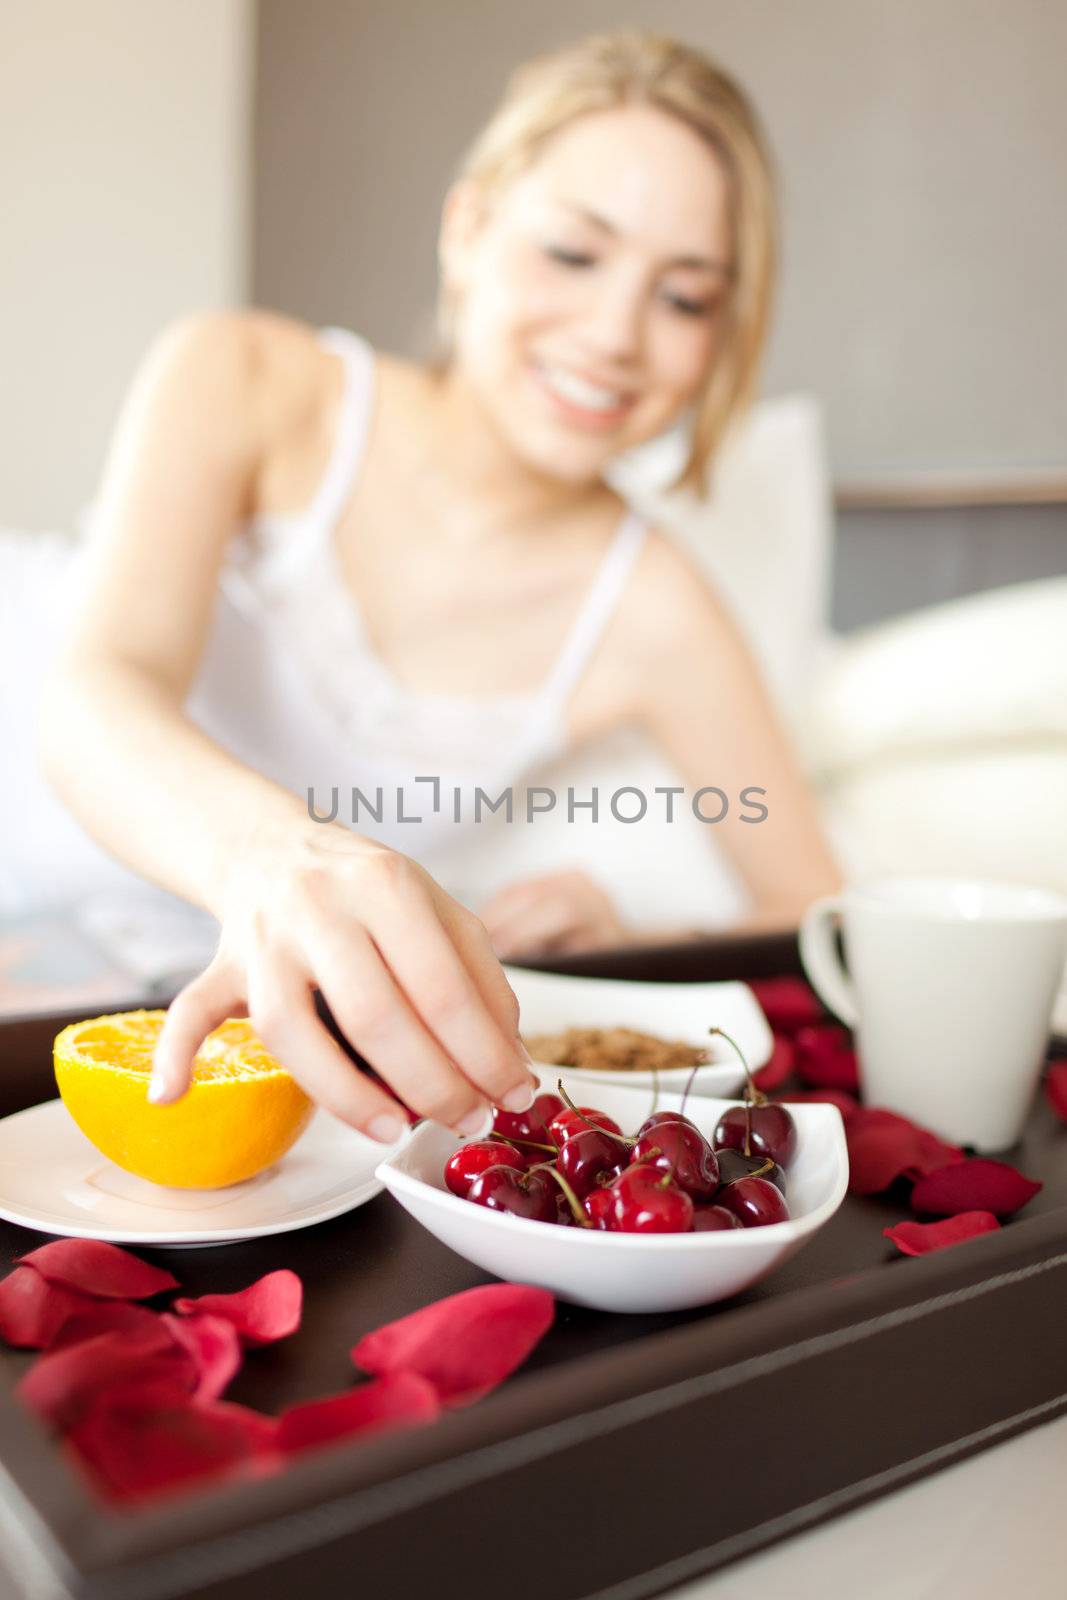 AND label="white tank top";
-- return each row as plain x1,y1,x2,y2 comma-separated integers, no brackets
185,327,649,868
